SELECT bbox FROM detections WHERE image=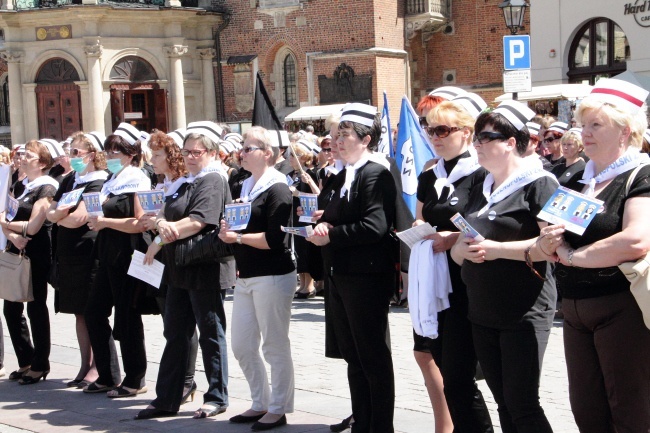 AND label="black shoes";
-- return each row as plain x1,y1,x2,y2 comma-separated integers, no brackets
294,291,315,299
230,412,267,423
251,414,287,431
134,408,177,420
330,415,354,432
18,370,49,385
